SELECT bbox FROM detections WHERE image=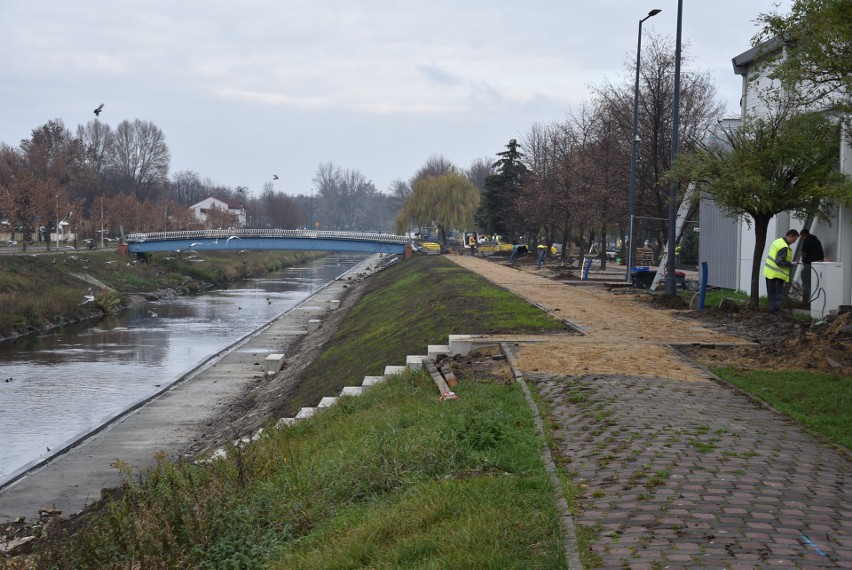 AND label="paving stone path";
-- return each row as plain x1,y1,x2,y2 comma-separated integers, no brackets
449,256,851,569
530,372,850,569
